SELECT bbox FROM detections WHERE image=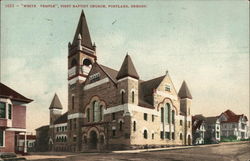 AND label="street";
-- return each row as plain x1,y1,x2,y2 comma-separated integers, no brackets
26,142,250,161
